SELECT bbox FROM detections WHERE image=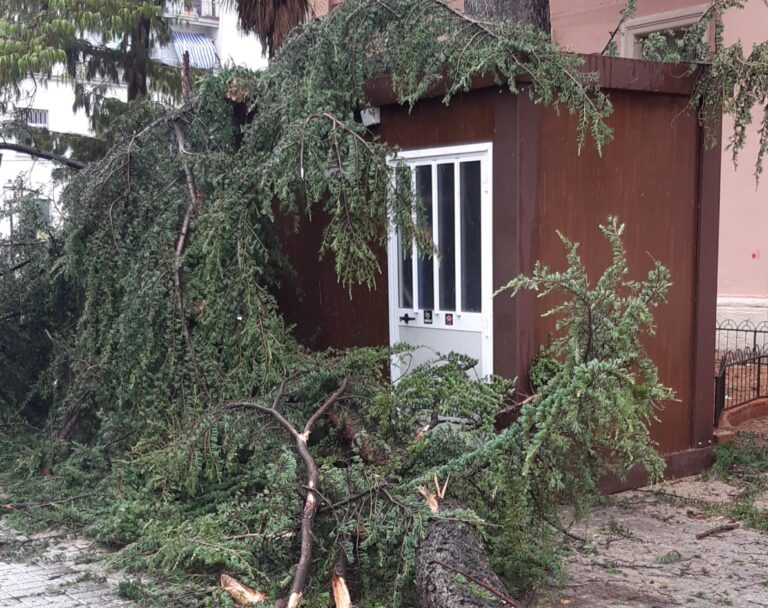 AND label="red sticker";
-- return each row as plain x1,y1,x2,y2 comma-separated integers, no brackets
445,314,453,326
